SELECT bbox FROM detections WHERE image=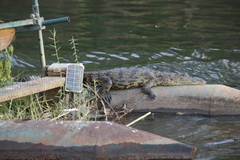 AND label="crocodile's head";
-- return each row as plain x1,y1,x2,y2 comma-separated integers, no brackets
156,72,206,86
